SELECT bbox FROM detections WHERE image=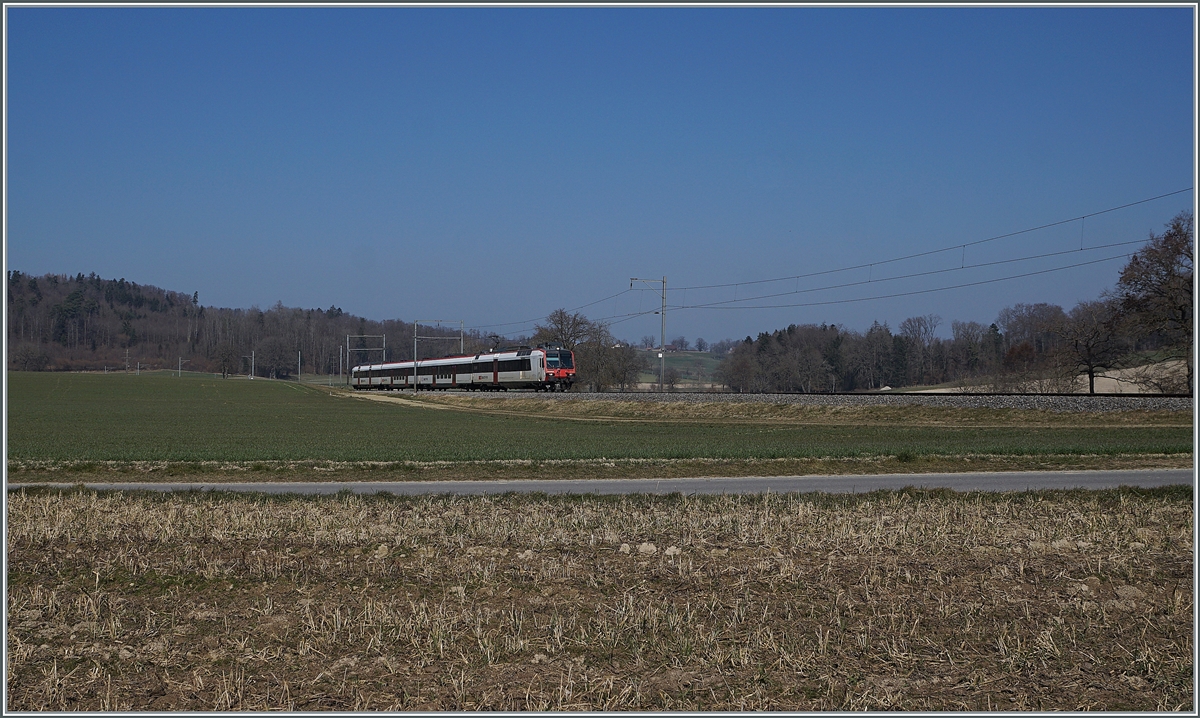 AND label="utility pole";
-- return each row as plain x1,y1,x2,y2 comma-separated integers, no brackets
631,276,666,391
346,335,385,387
178,357,190,377
413,320,464,392
243,351,255,379
298,351,301,382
